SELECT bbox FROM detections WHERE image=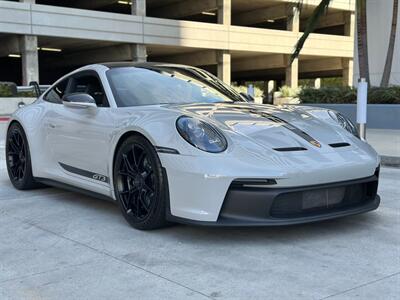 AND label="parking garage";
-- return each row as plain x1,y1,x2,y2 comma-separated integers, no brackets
0,0,355,91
